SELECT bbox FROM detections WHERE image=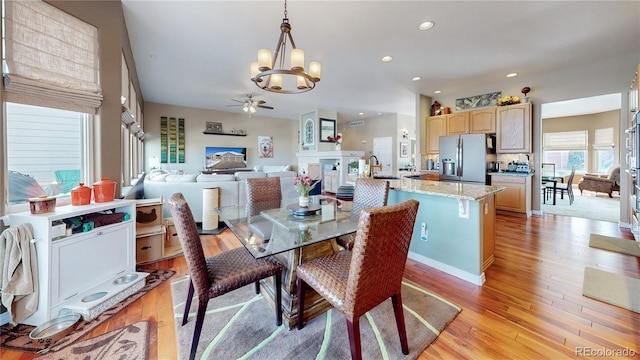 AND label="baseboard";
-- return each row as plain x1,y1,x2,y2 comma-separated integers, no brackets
408,251,485,286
